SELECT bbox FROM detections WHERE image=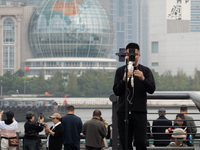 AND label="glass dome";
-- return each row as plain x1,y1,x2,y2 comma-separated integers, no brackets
28,0,113,58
